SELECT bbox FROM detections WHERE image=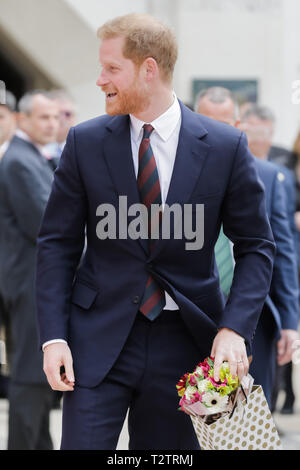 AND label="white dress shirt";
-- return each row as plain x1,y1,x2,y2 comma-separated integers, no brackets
129,94,181,310
0,140,9,158
43,94,181,349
